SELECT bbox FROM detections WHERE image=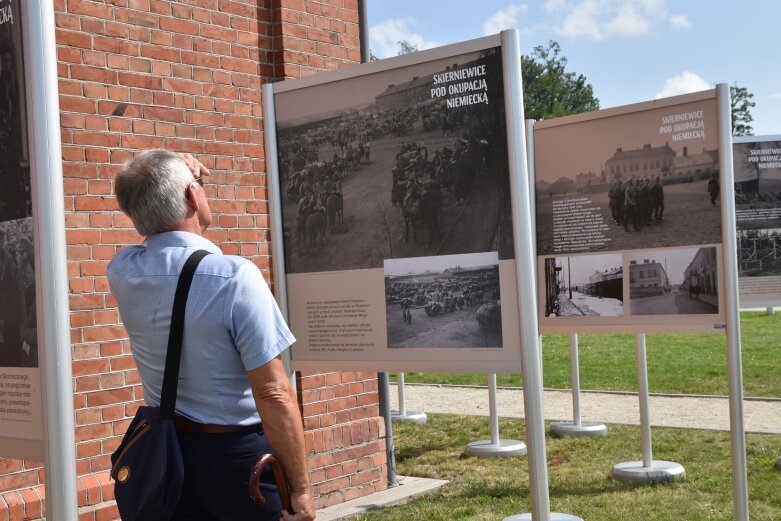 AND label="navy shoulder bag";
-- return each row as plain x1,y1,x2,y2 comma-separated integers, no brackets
110,249,210,521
